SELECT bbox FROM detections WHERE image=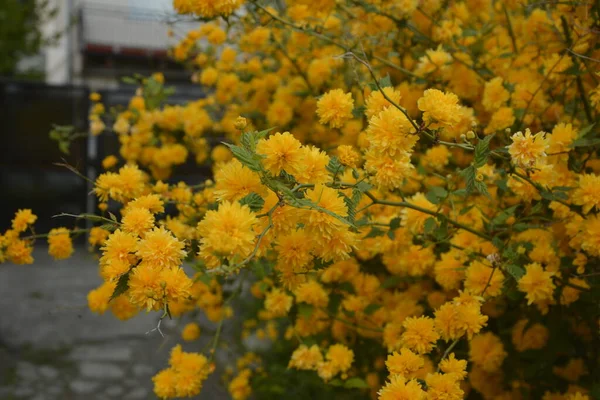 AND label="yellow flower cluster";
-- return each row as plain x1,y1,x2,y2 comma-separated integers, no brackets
4,0,600,399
